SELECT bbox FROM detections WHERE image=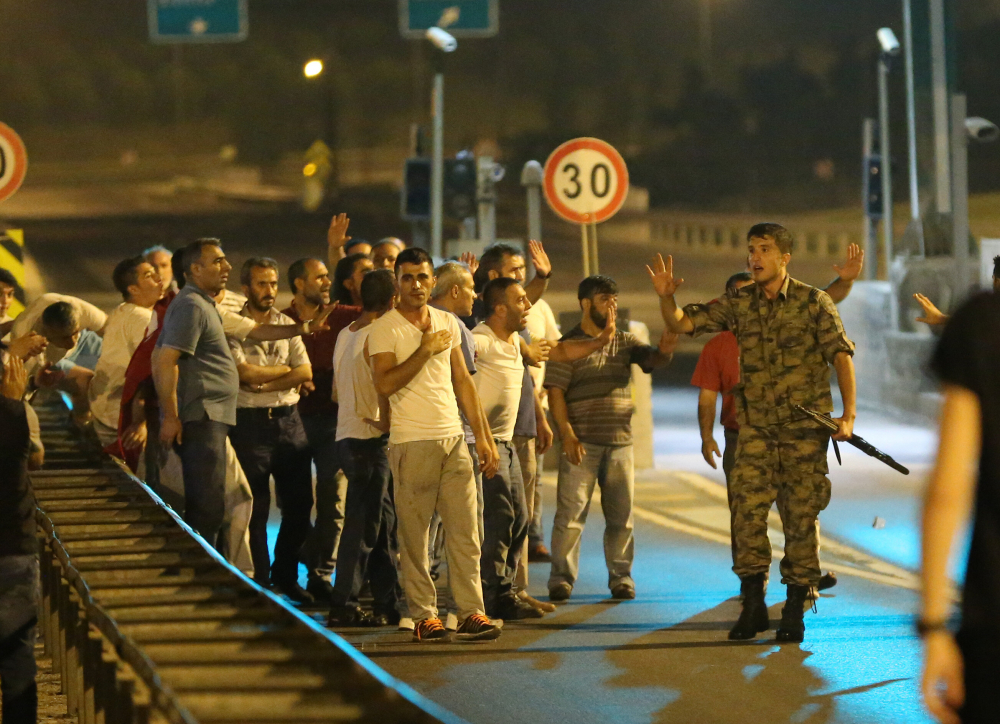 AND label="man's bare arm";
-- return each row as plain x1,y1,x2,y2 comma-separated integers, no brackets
647,254,695,334
697,388,721,469
523,240,551,304
824,243,865,304
235,362,292,385
327,212,352,267
255,364,312,393
371,325,451,397
450,346,500,477
151,347,184,445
